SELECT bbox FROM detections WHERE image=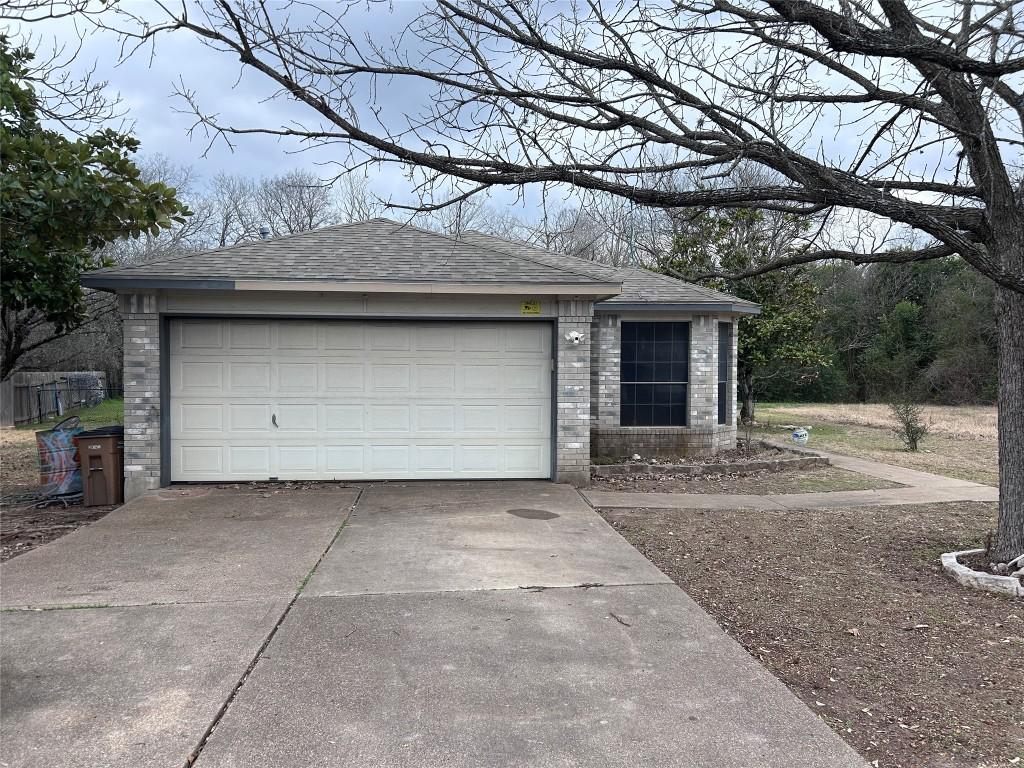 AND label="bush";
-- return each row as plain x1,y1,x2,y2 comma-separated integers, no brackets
889,399,929,451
